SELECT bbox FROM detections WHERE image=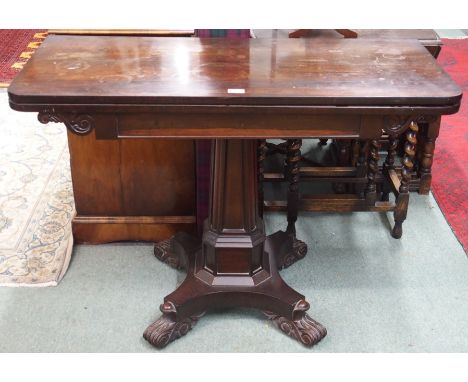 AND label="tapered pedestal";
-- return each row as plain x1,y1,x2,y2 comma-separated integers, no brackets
145,140,325,348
